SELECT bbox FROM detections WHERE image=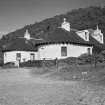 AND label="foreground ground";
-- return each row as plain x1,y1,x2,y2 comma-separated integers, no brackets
0,65,105,105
